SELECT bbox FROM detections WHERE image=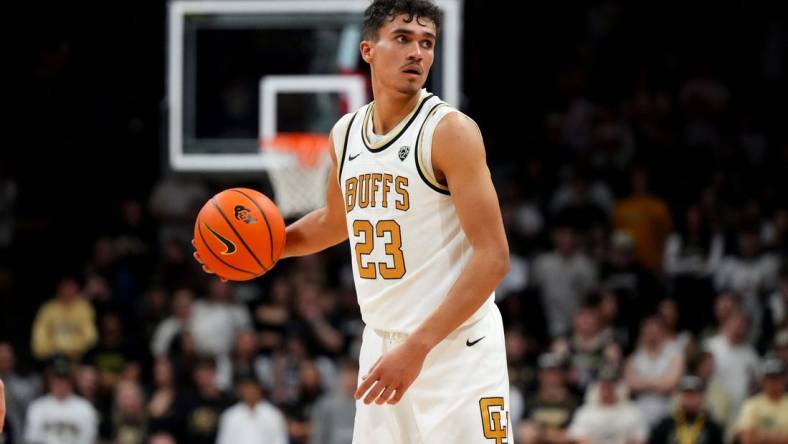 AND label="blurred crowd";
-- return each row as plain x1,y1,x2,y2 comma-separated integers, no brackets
2,2,788,444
